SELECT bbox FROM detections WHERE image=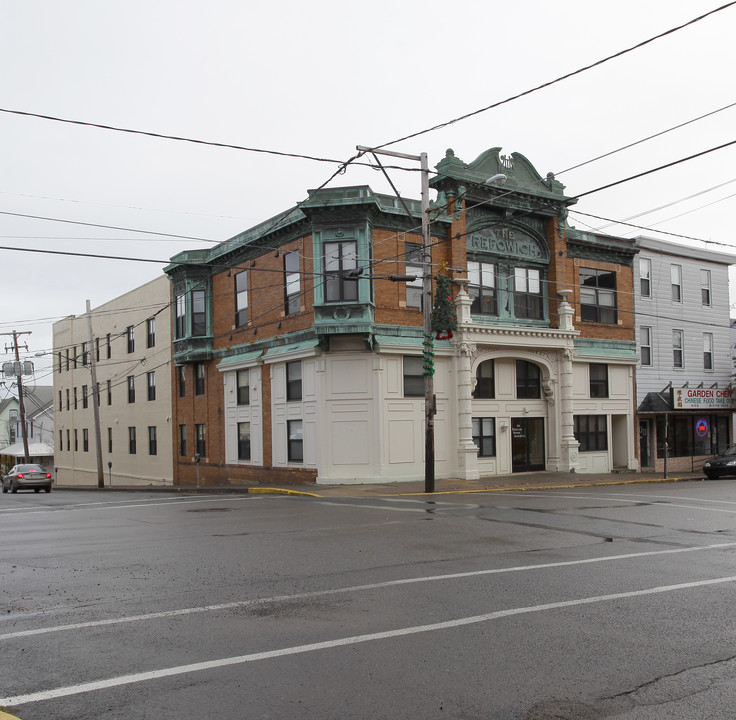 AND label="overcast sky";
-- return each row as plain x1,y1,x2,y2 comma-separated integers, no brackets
2,0,735,389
